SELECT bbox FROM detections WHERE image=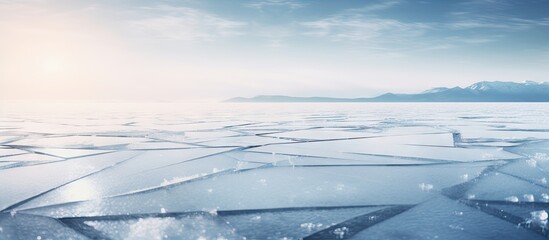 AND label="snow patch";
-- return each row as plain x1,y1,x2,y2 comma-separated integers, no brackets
419,183,434,192
524,194,535,202
505,196,519,202
333,227,349,239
